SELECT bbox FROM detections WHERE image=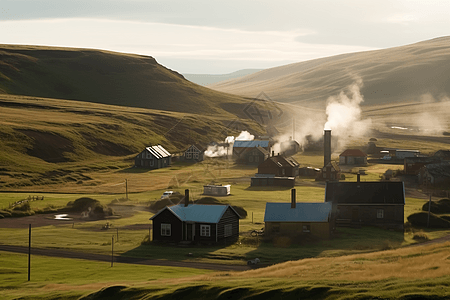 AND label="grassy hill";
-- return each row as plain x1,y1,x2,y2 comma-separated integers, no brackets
209,36,450,108
0,45,255,117
184,69,263,86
